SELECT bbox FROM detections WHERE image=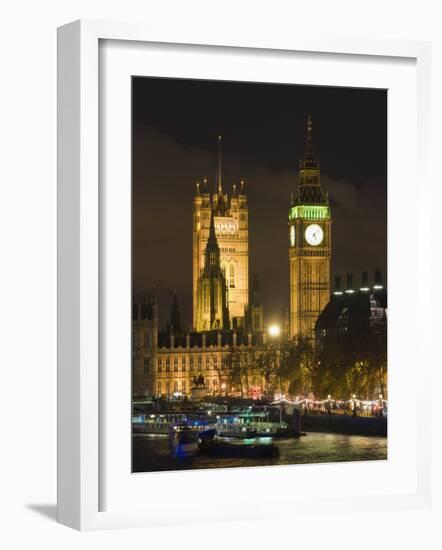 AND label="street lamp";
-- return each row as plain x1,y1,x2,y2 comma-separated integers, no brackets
268,324,281,338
